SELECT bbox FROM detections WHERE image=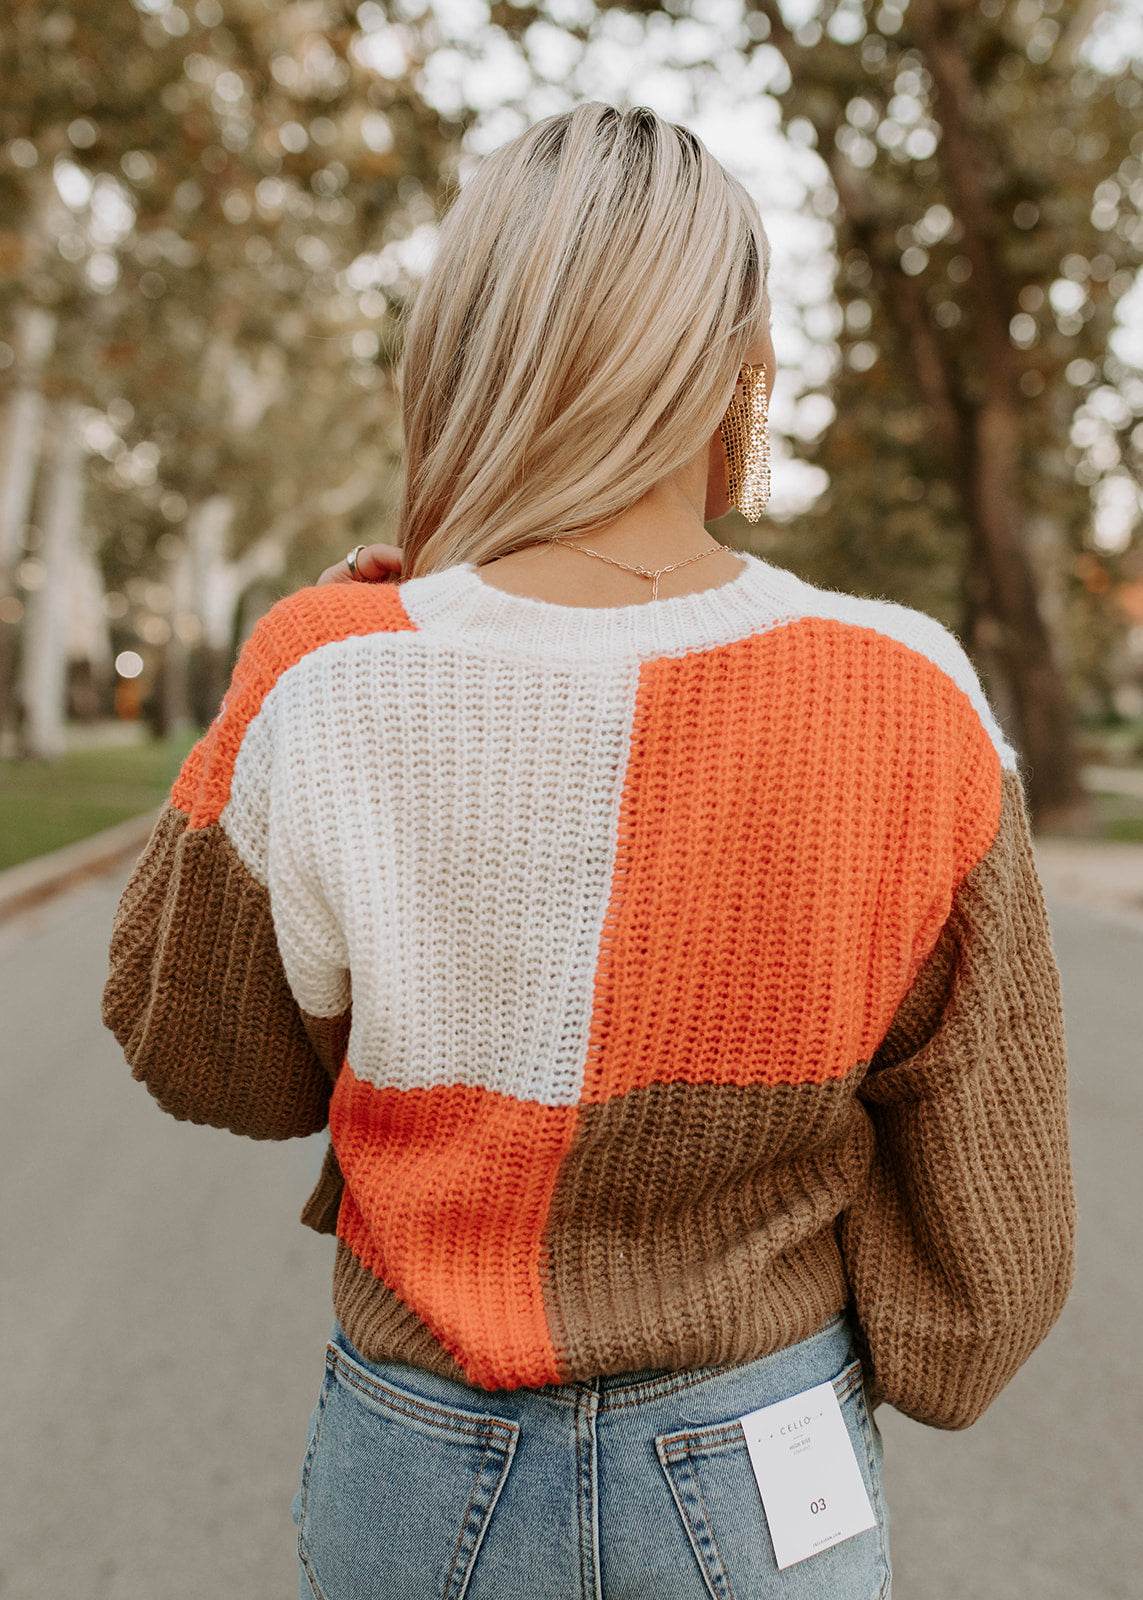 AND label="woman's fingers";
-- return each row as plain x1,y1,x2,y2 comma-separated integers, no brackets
356,543,404,581
316,543,404,586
